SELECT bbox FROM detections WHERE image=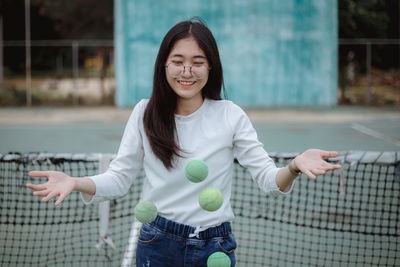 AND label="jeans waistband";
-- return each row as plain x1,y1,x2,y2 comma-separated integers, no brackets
149,215,232,240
